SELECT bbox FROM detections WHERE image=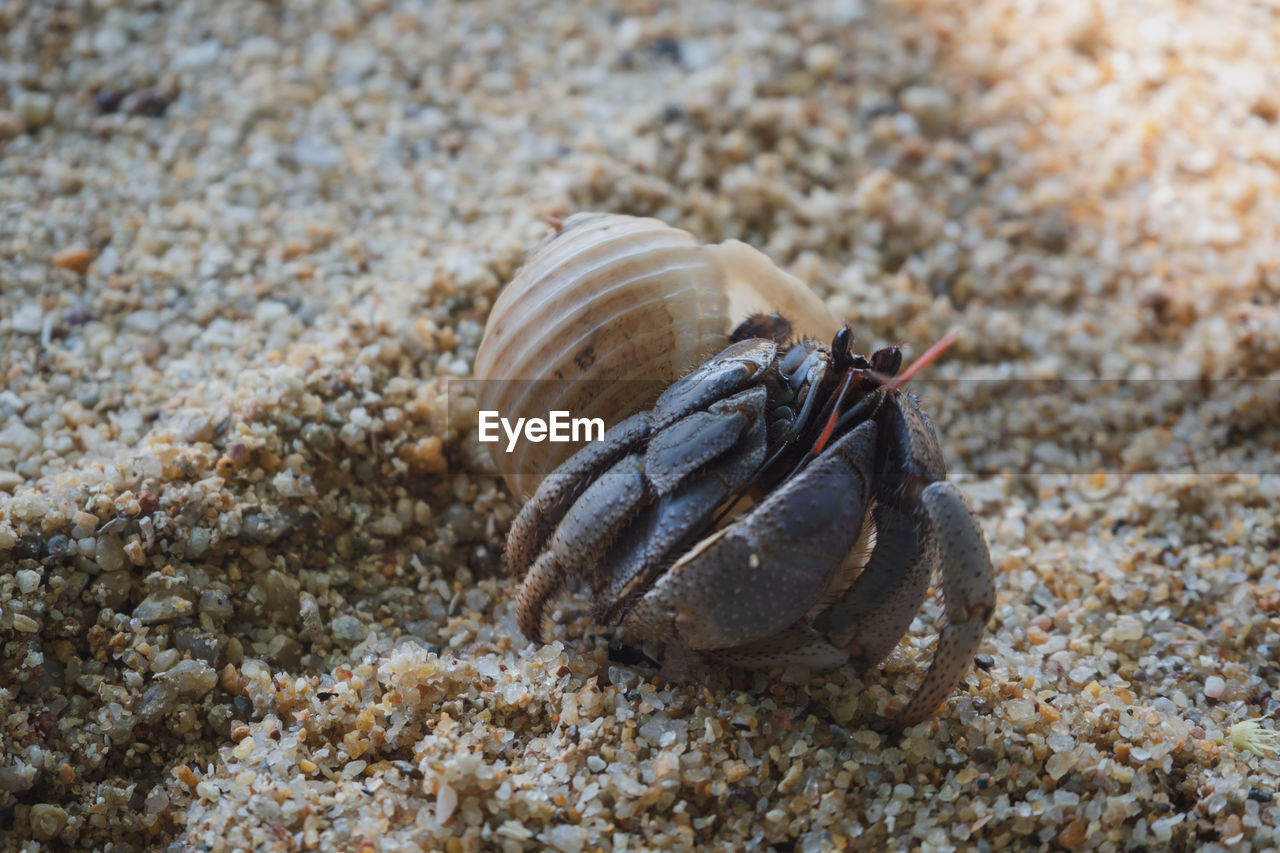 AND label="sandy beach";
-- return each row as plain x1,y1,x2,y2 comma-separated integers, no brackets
2,0,1279,849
